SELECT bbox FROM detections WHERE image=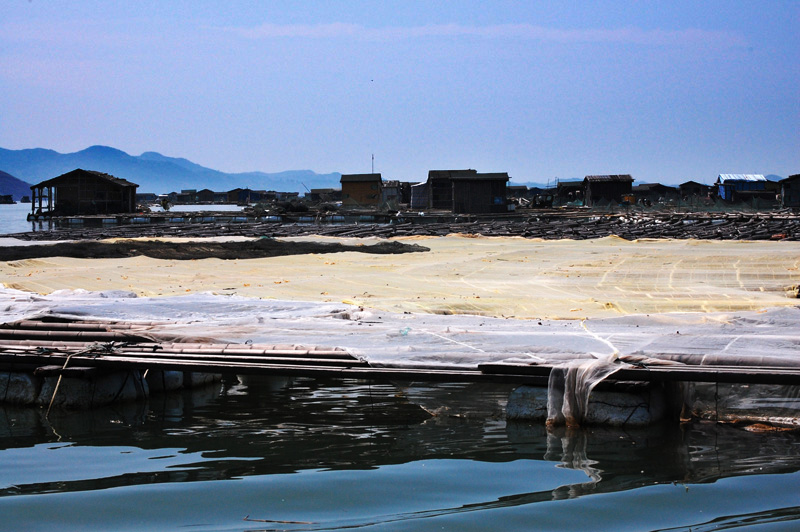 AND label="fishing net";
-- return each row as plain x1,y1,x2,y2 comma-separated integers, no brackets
0,235,797,319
